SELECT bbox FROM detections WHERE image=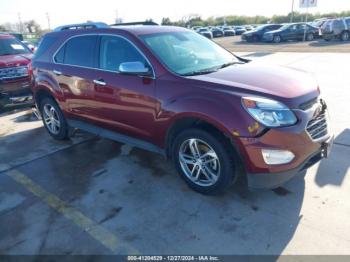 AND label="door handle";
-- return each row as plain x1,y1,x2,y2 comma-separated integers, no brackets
93,79,106,86
53,70,62,76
